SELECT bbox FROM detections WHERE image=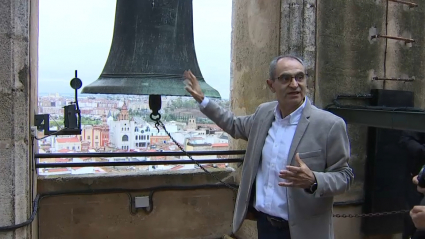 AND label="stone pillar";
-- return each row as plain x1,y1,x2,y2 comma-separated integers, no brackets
230,0,281,238
230,0,425,238
314,0,382,238
0,0,38,238
315,1,425,239
280,0,316,101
